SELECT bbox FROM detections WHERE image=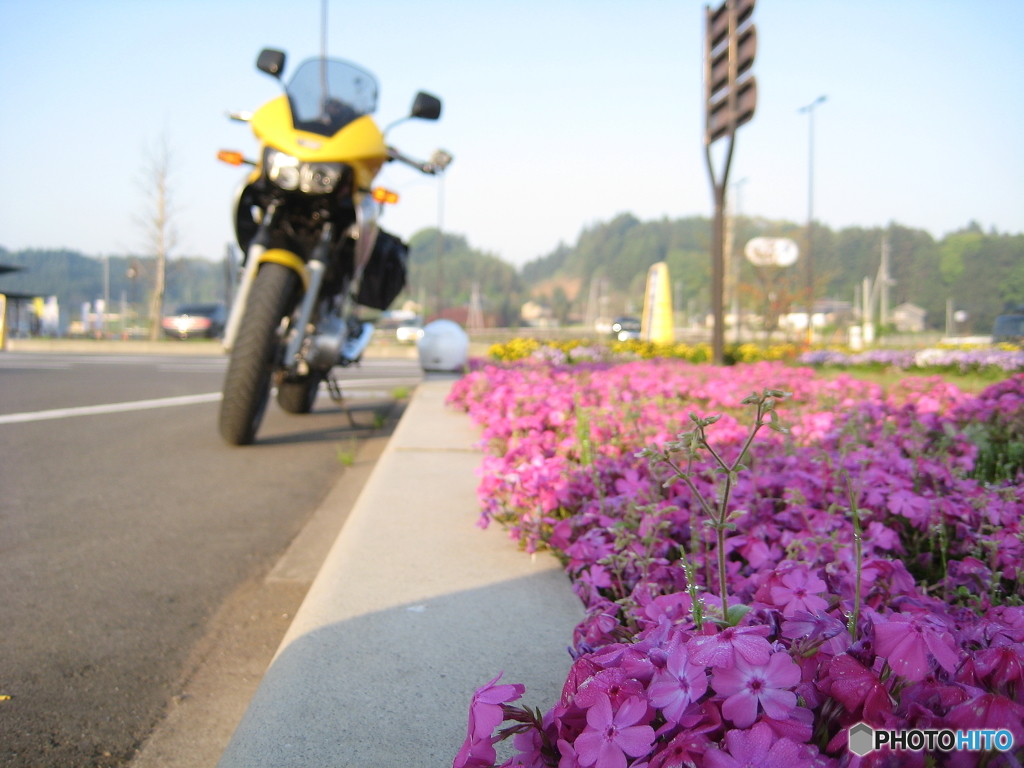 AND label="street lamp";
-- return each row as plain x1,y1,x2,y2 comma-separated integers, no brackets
798,94,826,345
